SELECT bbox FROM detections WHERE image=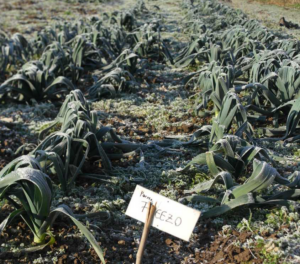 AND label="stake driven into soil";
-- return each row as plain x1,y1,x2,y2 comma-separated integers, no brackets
136,202,157,264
